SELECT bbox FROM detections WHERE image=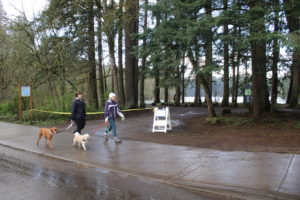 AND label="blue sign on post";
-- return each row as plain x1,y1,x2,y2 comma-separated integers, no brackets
21,86,31,97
